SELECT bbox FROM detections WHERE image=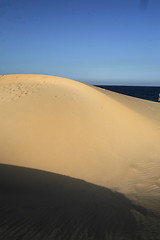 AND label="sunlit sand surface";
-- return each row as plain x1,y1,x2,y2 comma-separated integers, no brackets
0,74,160,209
0,74,160,239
